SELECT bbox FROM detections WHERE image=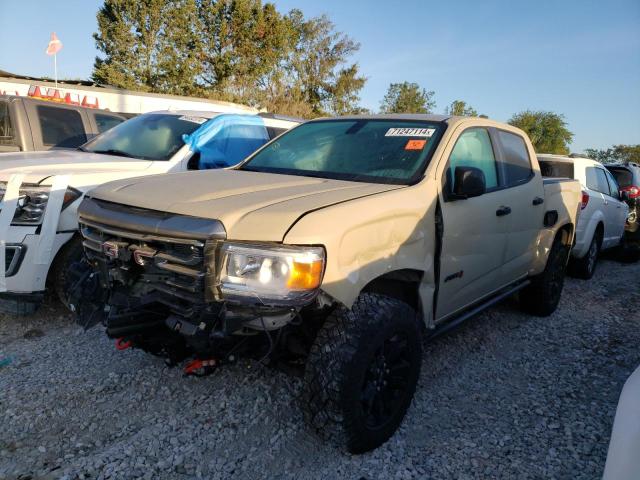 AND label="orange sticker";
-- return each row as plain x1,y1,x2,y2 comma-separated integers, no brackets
405,139,427,150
